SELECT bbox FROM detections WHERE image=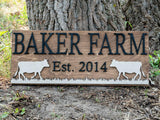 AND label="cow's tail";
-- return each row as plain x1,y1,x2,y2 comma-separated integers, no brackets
13,66,19,78
140,66,146,77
